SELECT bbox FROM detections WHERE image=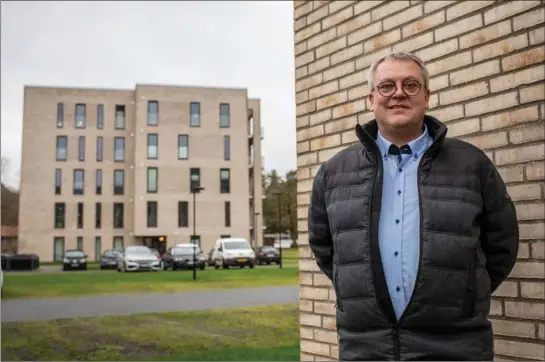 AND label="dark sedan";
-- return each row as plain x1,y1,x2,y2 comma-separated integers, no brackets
162,245,206,270
62,250,88,271
256,246,281,265
99,248,123,269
